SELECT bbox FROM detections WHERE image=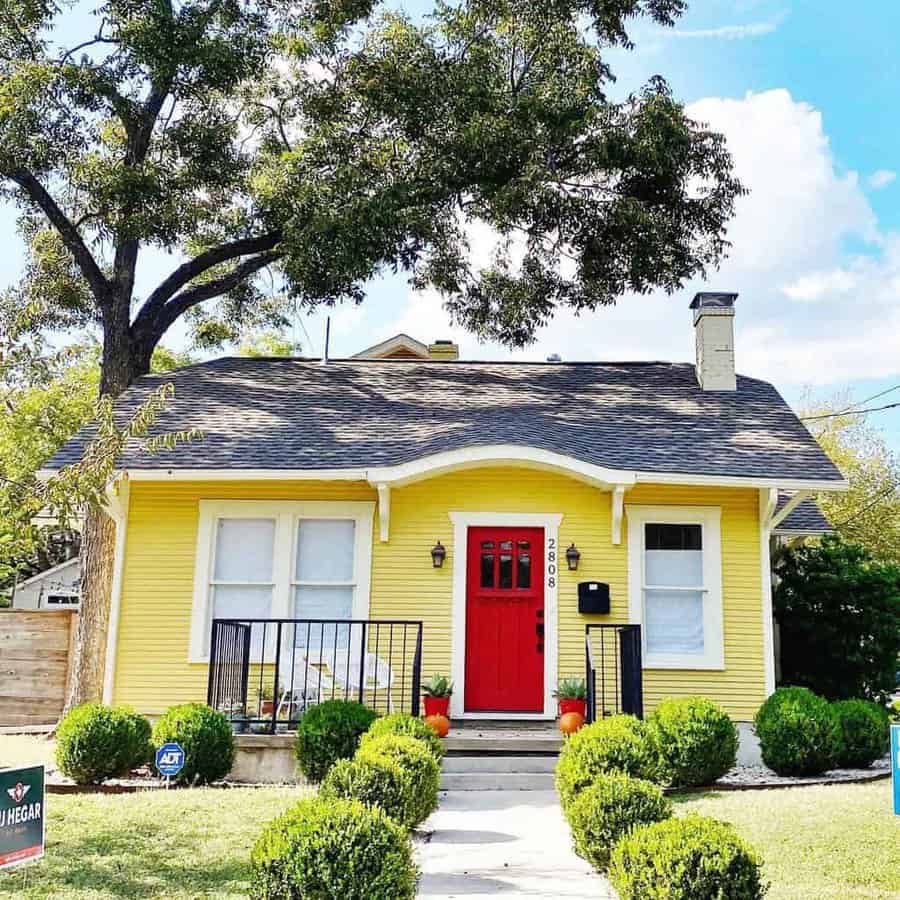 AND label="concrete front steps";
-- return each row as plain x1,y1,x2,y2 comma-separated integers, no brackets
440,720,562,791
